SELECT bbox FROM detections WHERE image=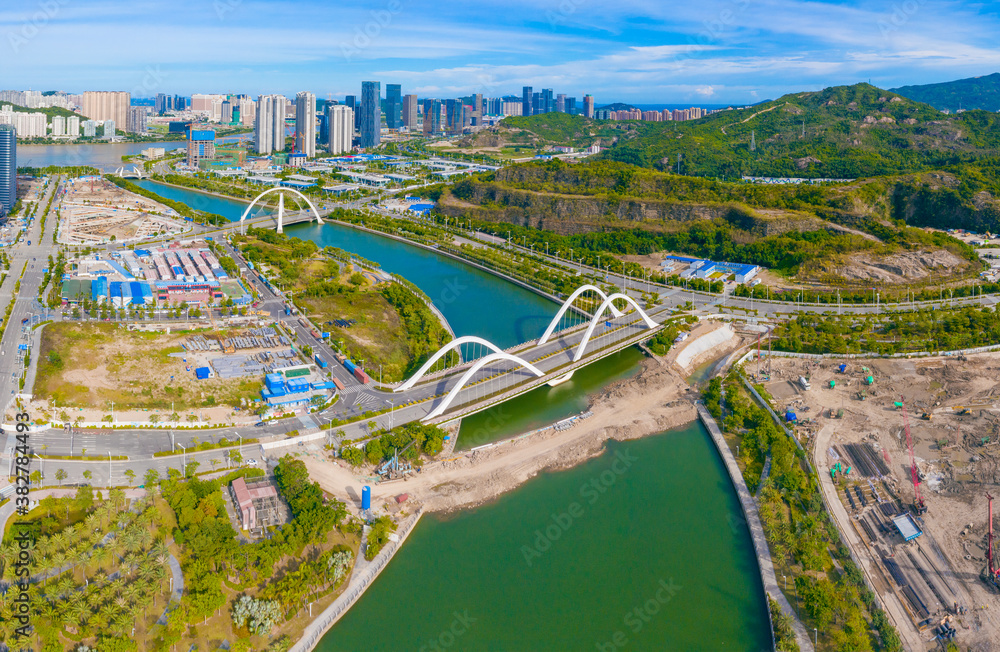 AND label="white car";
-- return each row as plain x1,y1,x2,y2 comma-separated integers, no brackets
246,458,259,467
